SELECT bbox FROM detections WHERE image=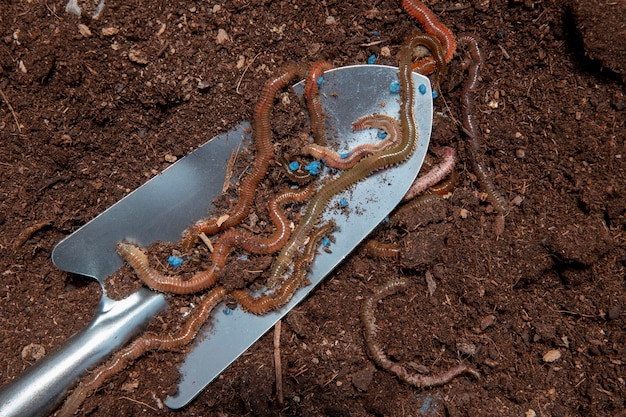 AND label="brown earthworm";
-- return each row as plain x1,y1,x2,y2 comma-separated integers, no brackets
266,34,421,288
302,114,401,170
401,0,457,64
362,240,402,259
182,64,307,250
402,146,456,201
458,34,509,216
233,221,335,314
117,185,316,294
278,154,314,184
56,286,228,417
360,278,479,388
405,33,448,93
429,169,458,195
304,61,334,146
